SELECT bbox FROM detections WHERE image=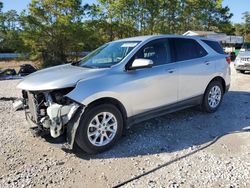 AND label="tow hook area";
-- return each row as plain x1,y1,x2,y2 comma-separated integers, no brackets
43,103,79,138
